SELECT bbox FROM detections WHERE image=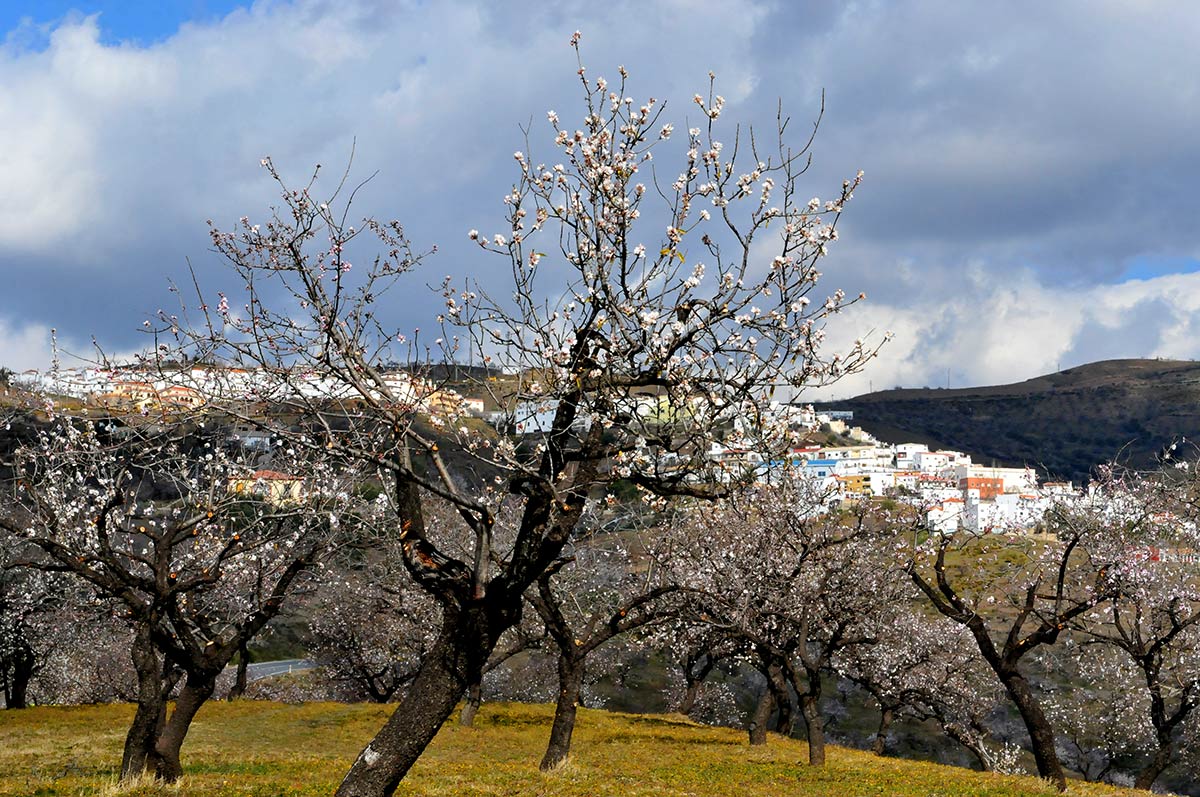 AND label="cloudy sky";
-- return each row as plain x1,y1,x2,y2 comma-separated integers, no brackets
2,0,1199,400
